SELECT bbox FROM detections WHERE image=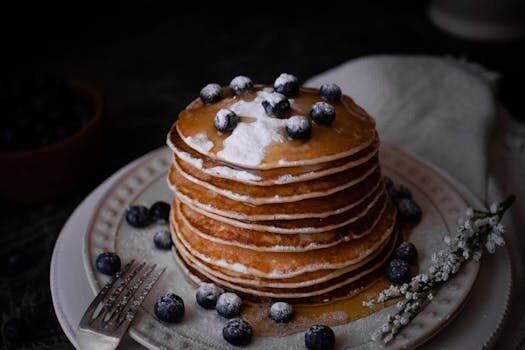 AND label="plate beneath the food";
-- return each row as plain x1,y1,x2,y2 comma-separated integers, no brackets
51,145,511,349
